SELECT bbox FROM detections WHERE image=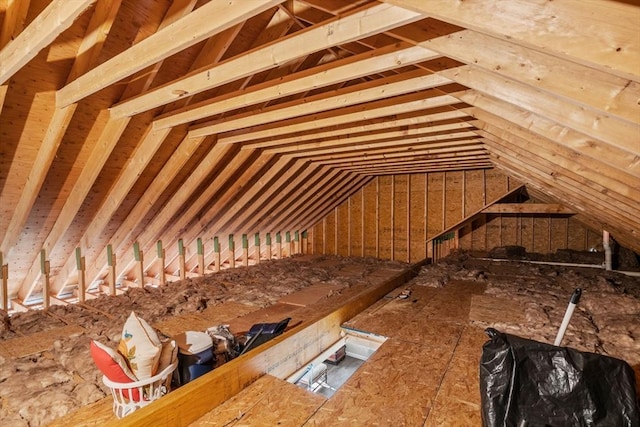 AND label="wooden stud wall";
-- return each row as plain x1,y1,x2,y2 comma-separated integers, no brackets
312,169,601,261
